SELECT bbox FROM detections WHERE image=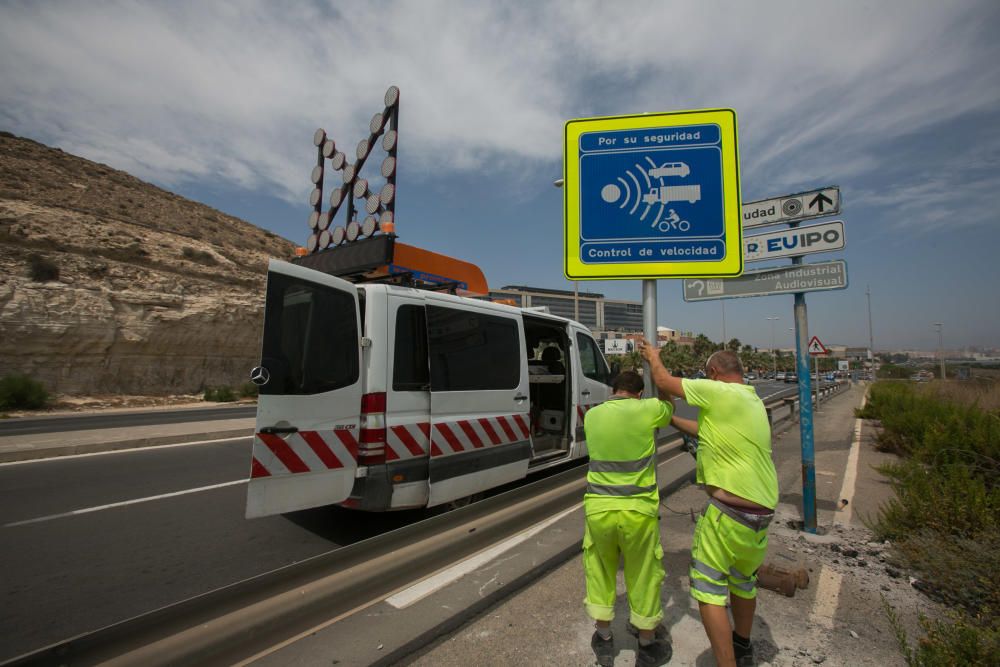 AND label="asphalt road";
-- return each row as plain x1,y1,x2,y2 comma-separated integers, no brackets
0,382,799,661
0,405,257,436
0,437,429,662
